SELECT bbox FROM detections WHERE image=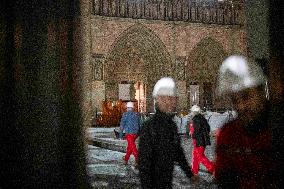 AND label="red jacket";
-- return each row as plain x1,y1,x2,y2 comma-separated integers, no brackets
215,119,273,189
